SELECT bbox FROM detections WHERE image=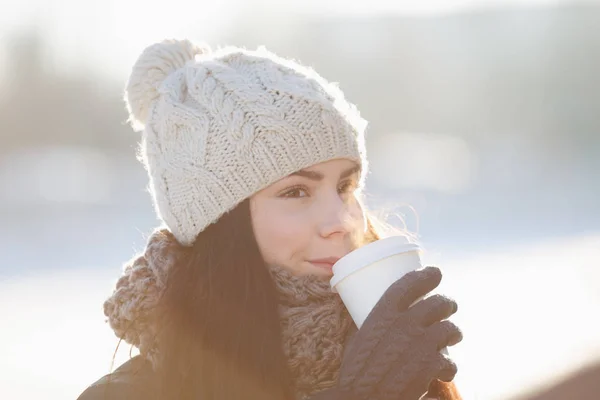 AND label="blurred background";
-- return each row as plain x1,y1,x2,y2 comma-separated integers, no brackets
1,0,599,399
